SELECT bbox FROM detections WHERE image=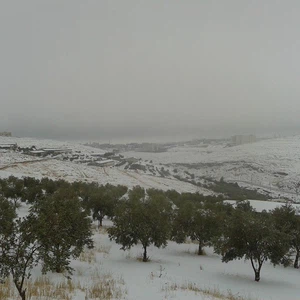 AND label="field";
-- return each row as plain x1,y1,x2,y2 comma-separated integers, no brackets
1,136,300,299
2,201,299,300
2,135,300,200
